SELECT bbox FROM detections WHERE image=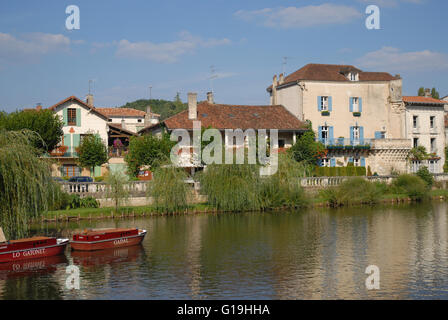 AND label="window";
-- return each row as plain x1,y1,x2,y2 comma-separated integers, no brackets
353,127,360,140
138,119,142,123
431,138,436,153
411,160,421,173
108,119,113,122
349,73,358,81
429,160,438,173
413,115,418,129
61,165,81,178
322,158,330,167
353,158,360,167
352,97,359,112
67,108,77,126
321,96,329,111
413,138,419,148
321,126,329,141
430,116,435,129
